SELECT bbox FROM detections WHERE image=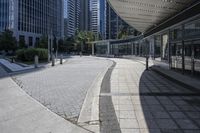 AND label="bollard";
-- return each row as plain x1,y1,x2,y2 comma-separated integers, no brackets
34,55,38,68
60,55,63,64
11,57,15,63
146,56,149,70
48,54,51,63
52,55,55,66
